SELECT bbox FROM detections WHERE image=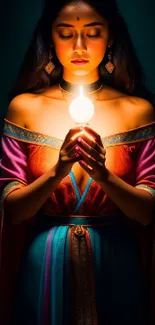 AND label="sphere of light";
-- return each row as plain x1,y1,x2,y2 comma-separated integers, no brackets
69,86,94,124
